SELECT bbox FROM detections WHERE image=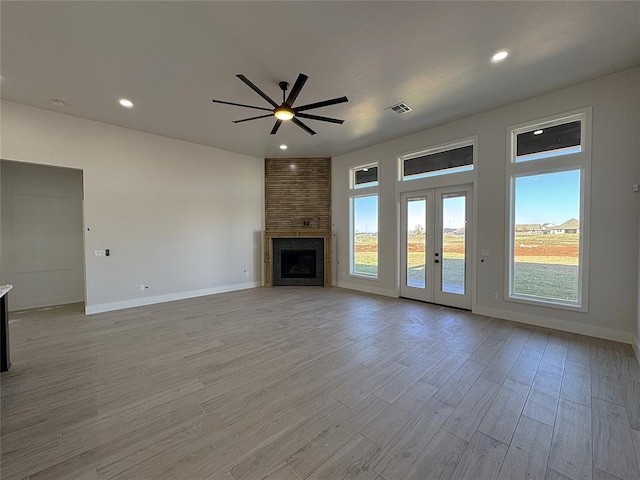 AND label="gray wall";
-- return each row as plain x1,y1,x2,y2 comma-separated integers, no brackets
1,161,84,310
